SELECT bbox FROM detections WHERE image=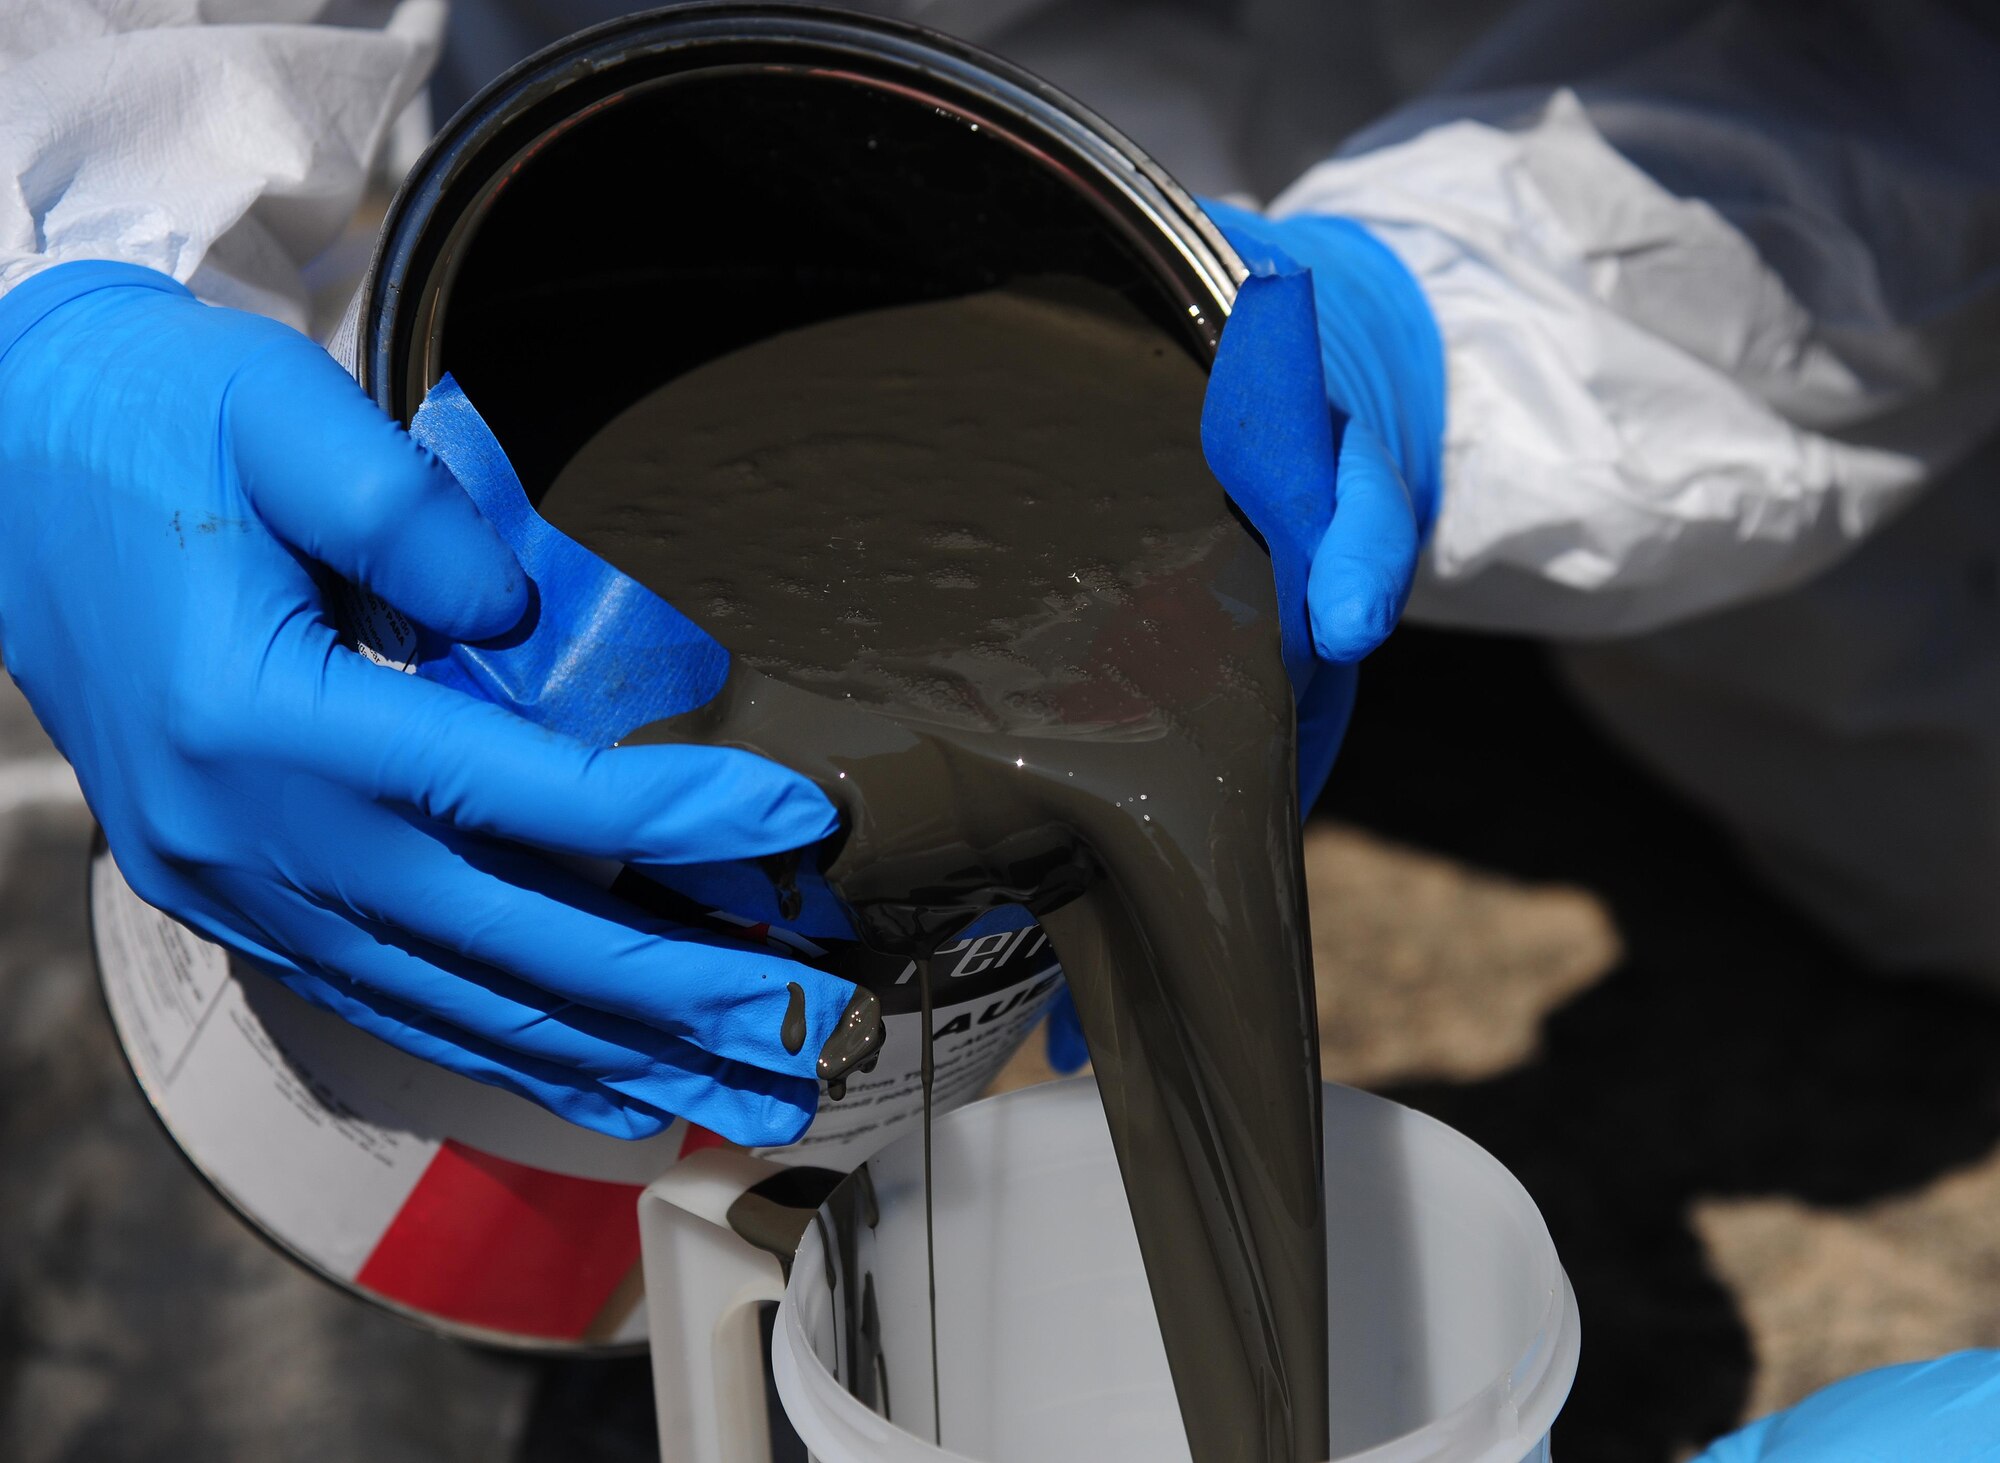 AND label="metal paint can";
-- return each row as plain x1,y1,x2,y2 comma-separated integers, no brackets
95,2,1242,1354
